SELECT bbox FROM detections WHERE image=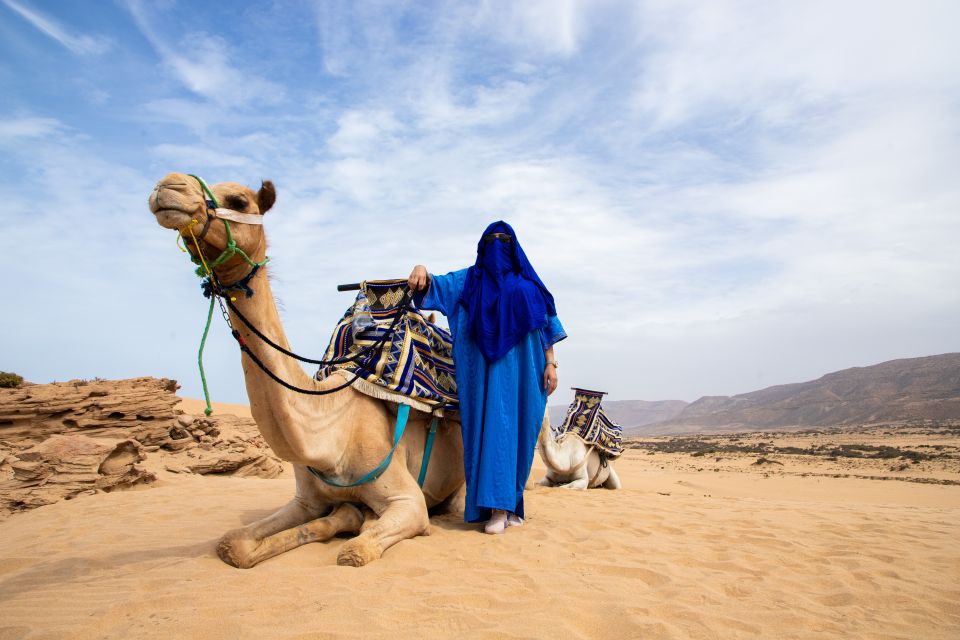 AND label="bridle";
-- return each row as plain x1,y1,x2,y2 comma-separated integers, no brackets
177,174,271,300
